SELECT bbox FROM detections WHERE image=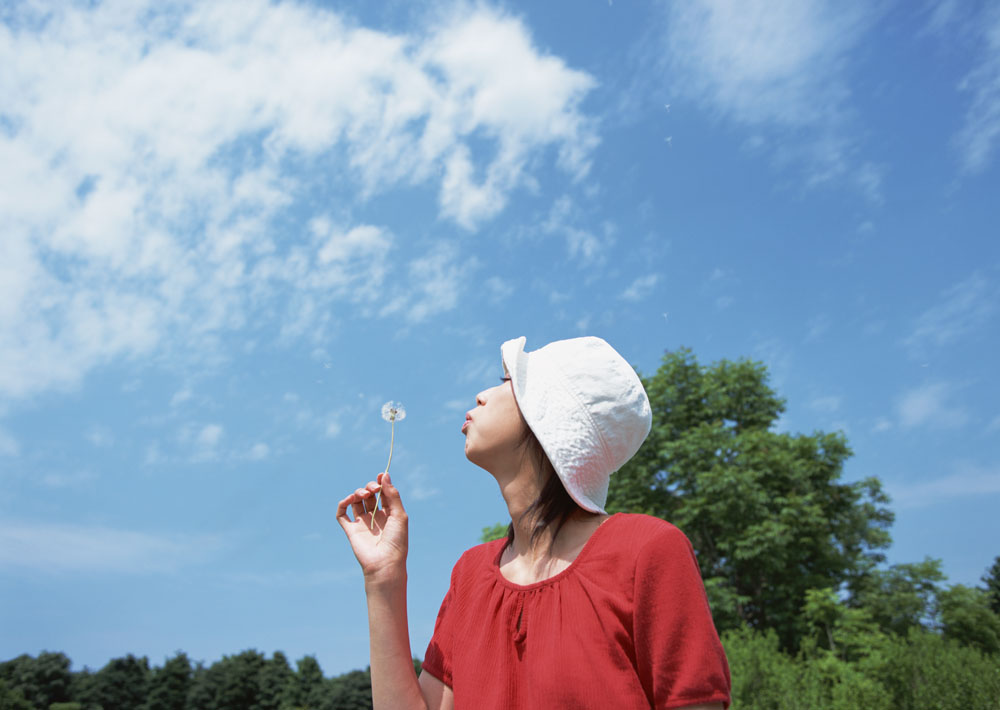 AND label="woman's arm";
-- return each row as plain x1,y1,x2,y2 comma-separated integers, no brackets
337,473,451,710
